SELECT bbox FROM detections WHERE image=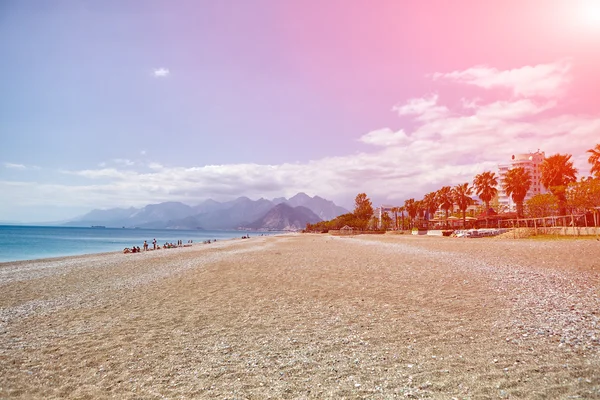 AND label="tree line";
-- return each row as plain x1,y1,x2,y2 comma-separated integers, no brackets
306,144,600,232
